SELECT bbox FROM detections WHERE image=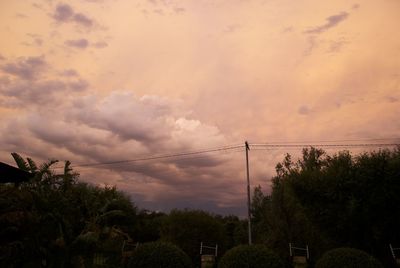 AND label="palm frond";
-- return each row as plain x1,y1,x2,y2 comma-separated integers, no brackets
64,160,72,176
26,158,38,173
11,153,29,172
39,159,59,173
